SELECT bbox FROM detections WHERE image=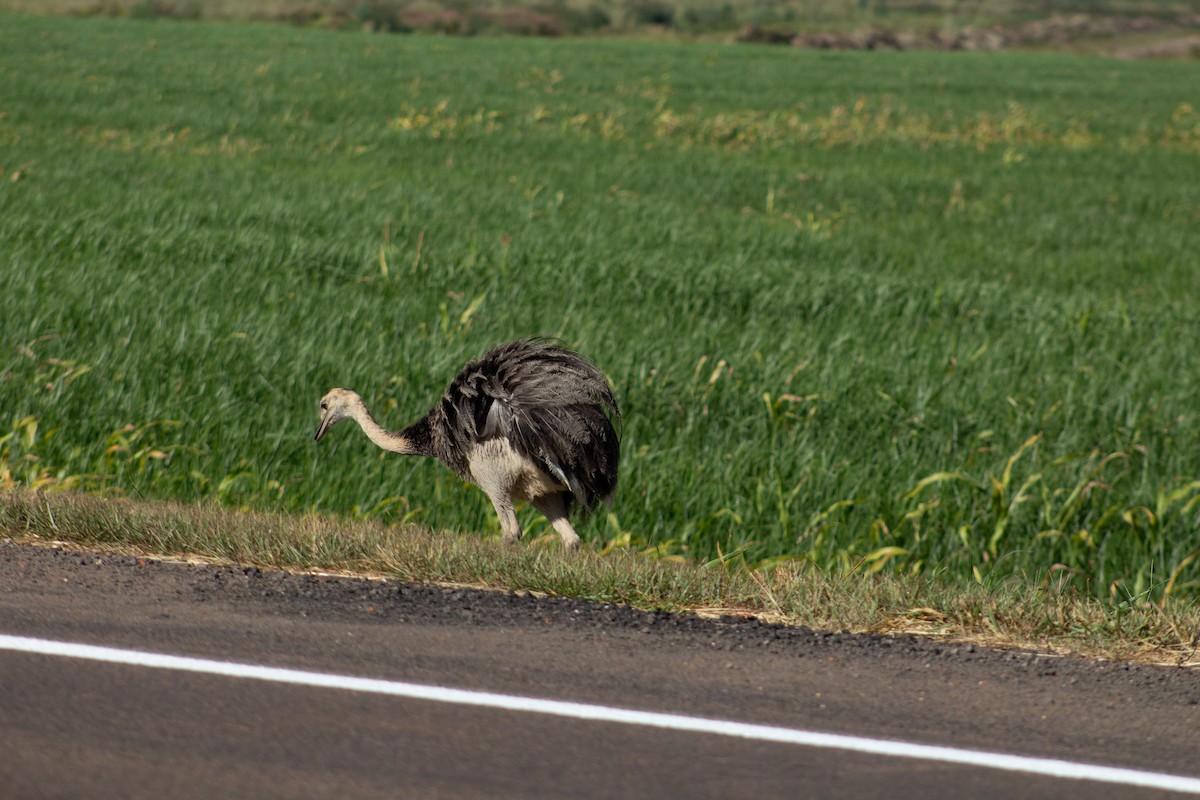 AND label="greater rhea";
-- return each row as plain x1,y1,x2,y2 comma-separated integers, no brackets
314,339,620,551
